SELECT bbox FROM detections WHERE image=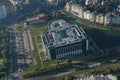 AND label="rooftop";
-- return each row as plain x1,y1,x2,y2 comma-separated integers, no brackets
44,20,86,47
